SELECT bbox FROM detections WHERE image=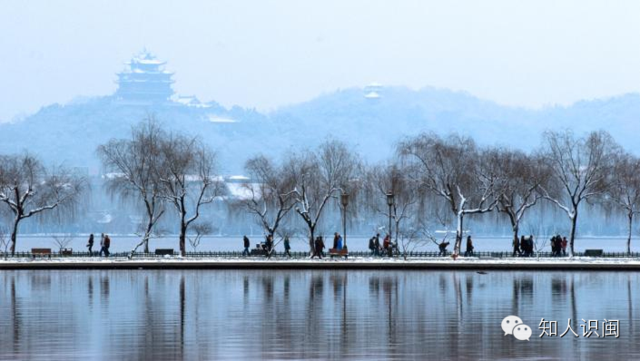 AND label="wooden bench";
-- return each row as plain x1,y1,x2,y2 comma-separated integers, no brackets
31,248,52,259
61,248,73,256
155,248,174,256
584,249,603,257
250,248,268,256
329,248,348,258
